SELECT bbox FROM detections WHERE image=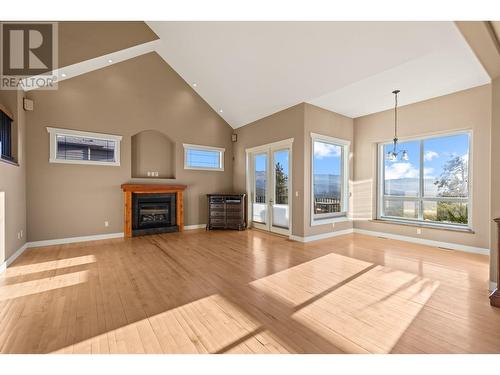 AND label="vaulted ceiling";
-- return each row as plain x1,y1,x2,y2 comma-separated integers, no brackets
29,21,490,129
147,21,490,127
